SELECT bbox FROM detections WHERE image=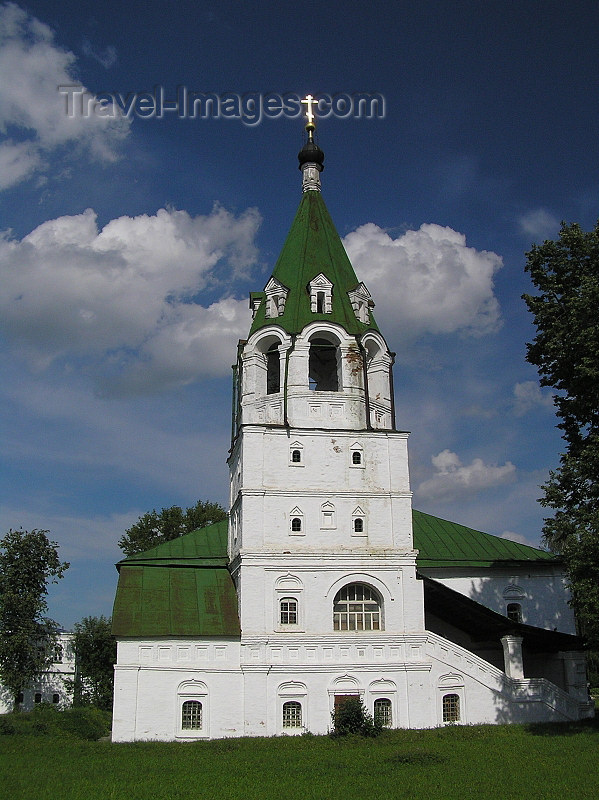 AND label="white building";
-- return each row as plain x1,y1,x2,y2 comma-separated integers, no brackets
111,122,593,741
0,632,75,712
